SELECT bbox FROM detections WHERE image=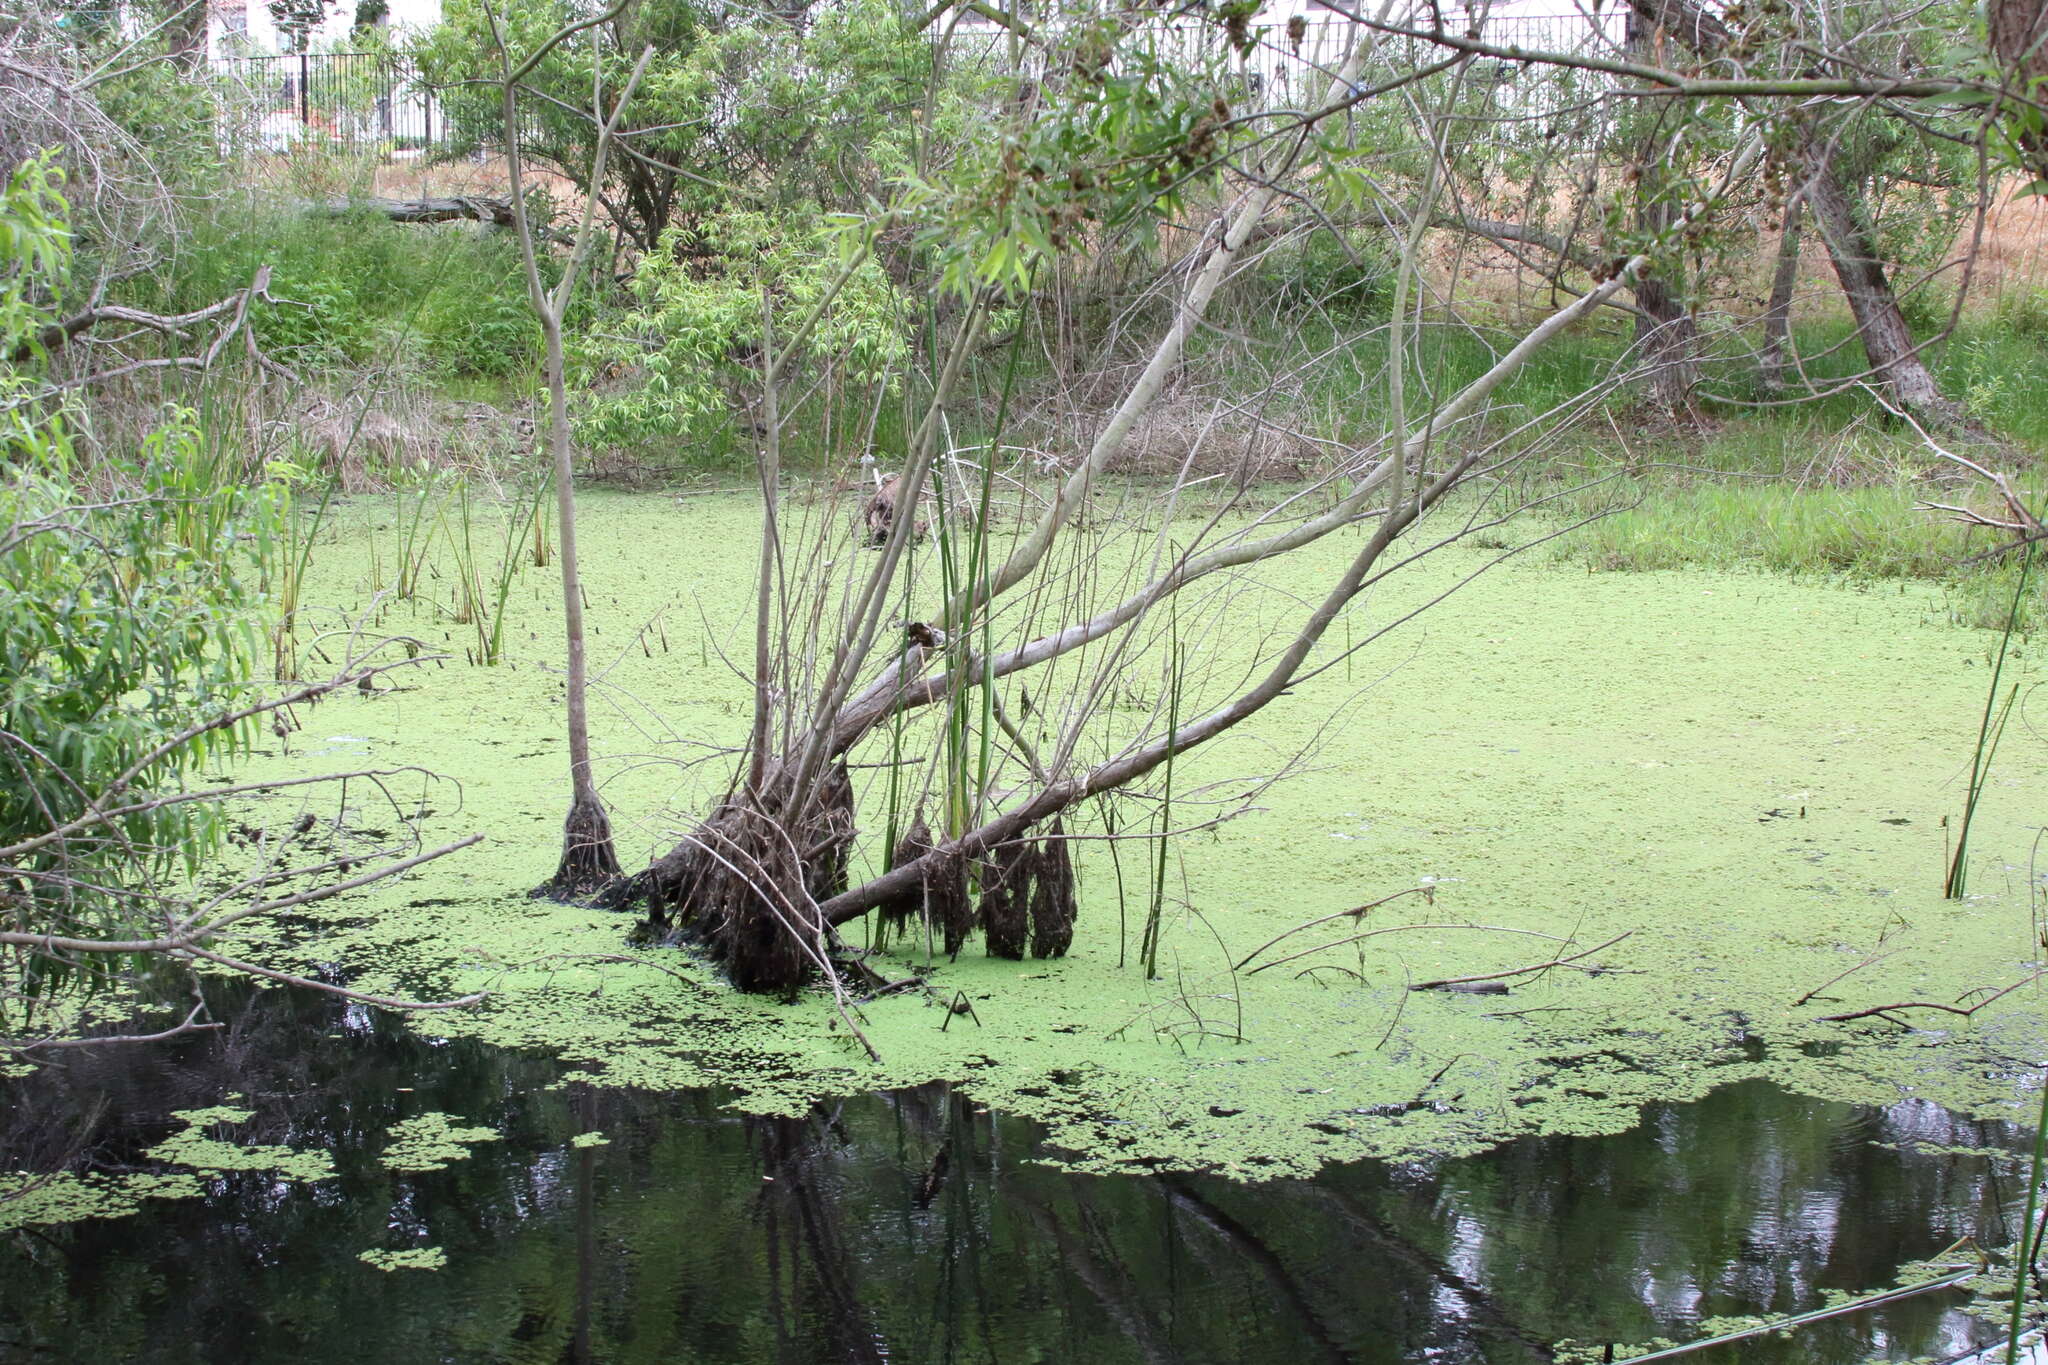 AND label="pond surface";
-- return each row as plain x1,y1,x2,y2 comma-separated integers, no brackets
0,985,2032,1364
11,488,2048,1361
170,487,2048,1184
